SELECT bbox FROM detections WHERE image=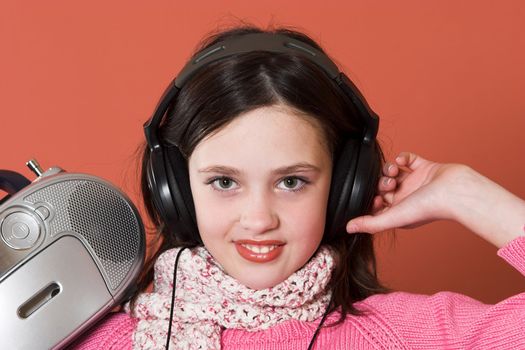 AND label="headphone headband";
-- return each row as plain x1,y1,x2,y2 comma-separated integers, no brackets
144,32,378,149
176,33,340,86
